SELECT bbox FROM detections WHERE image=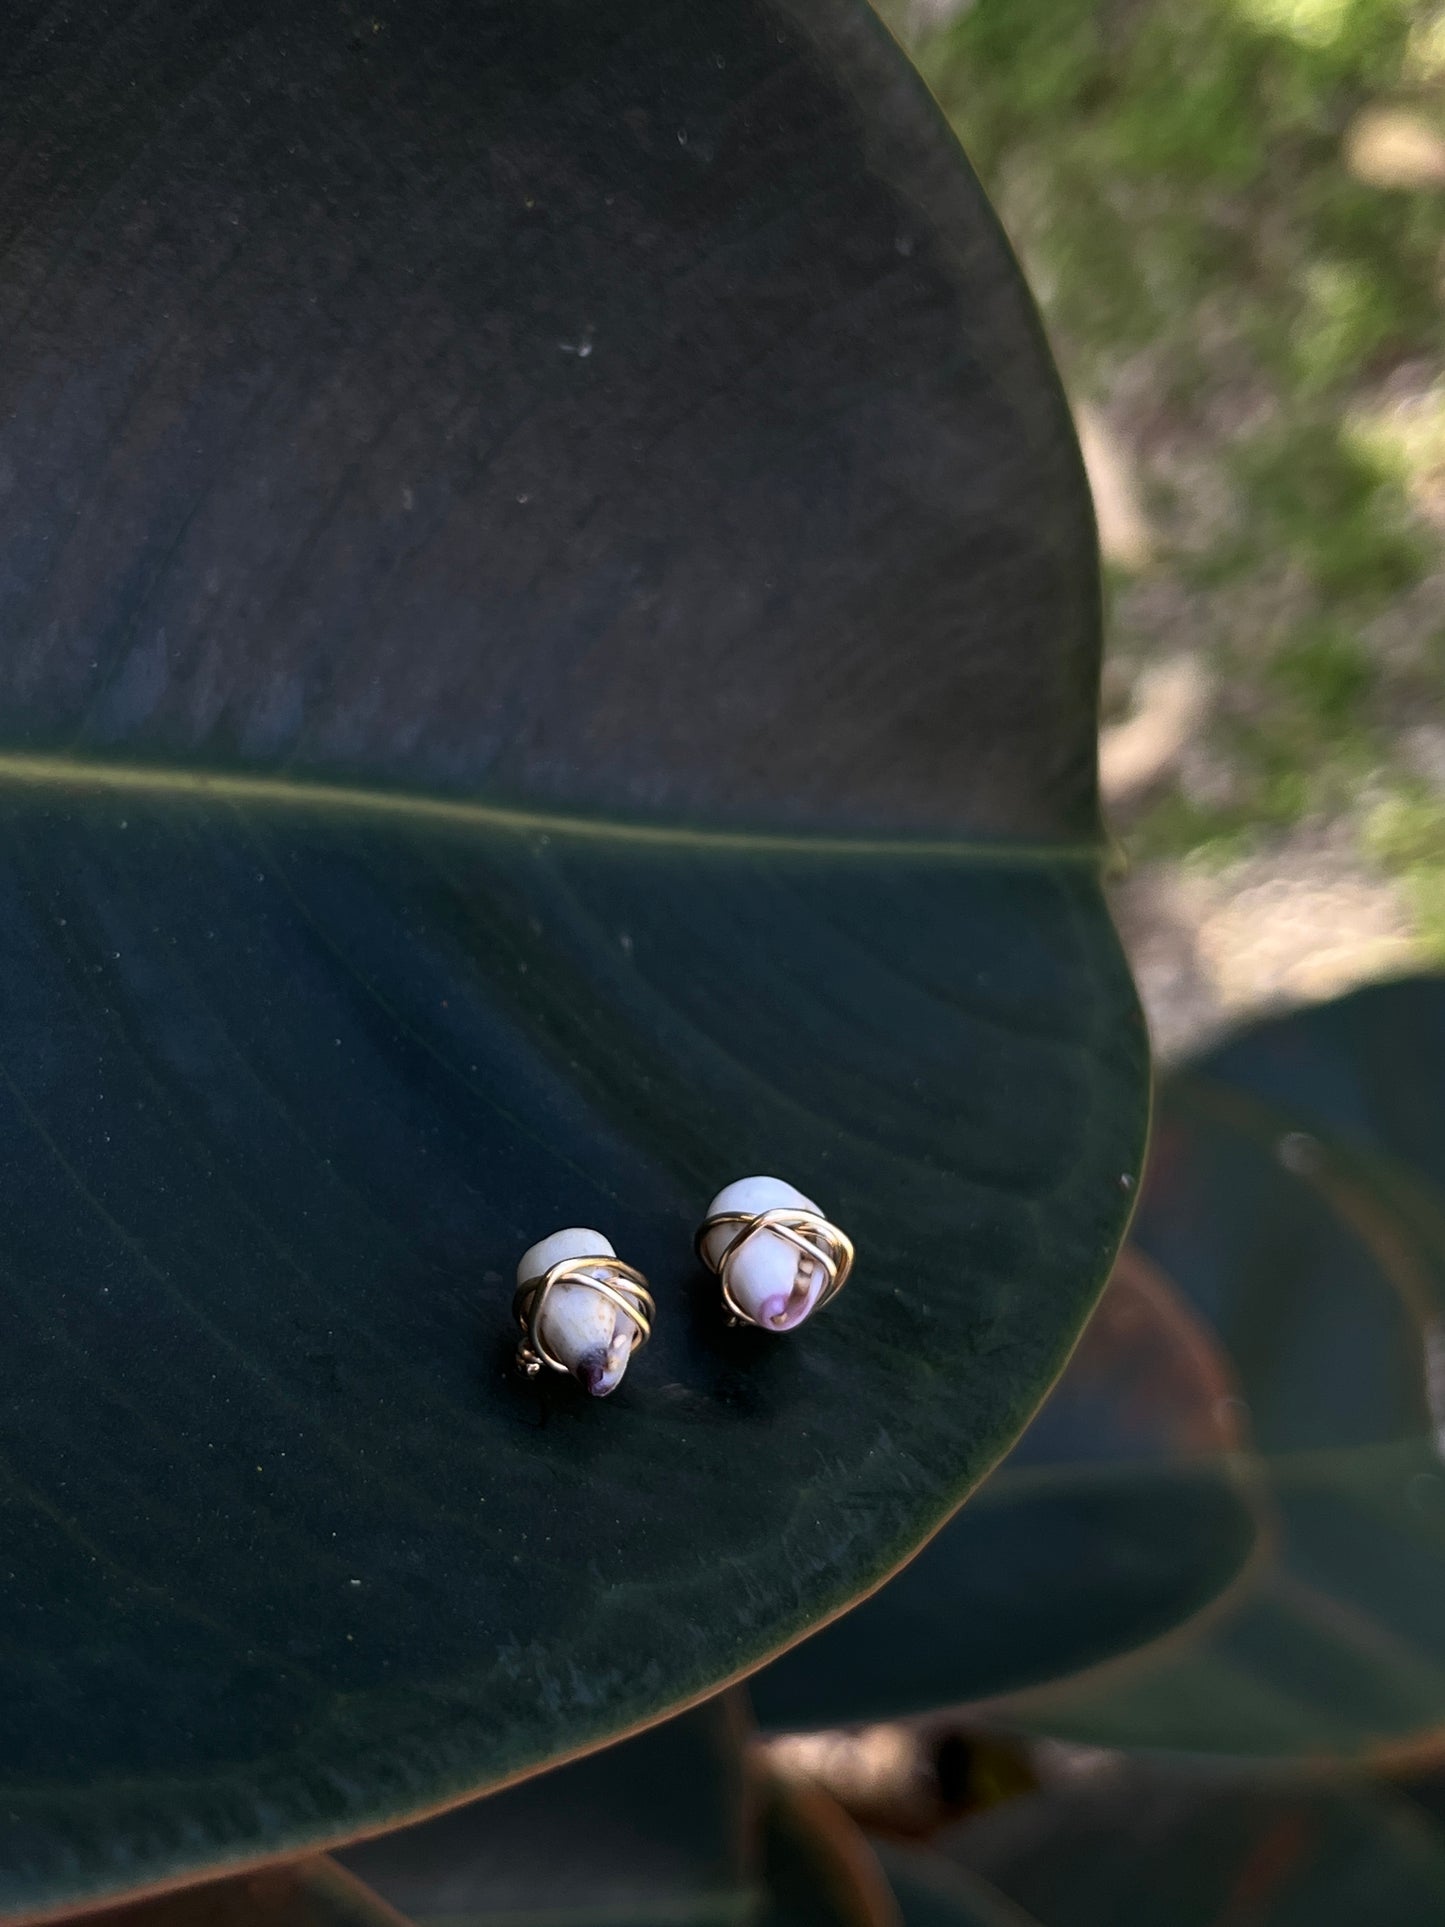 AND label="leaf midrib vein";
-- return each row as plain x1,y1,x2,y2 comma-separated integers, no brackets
0,752,1104,862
